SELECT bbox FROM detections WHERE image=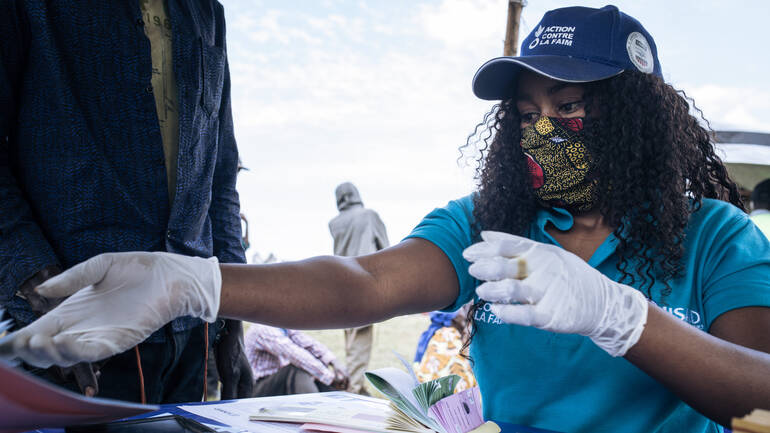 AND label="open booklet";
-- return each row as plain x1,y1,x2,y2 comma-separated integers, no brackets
363,353,489,433
246,391,397,432
247,354,495,433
